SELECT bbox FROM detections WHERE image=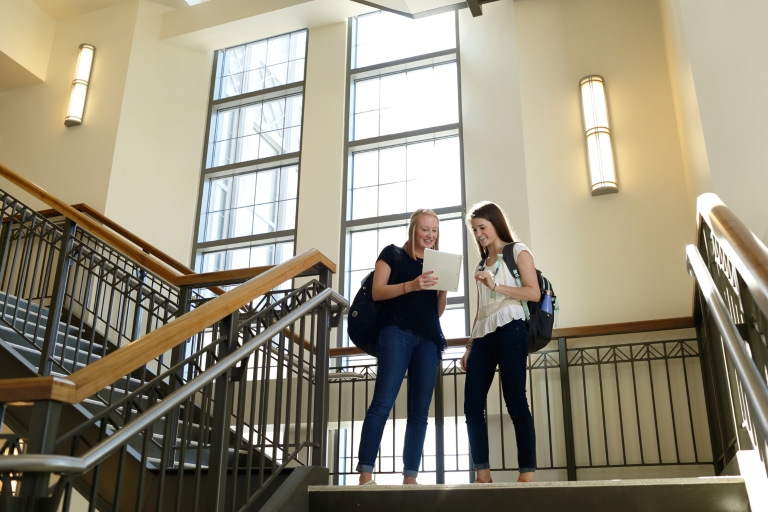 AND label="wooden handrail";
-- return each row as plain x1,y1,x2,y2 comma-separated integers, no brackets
0,163,182,284
0,249,336,403
327,316,694,358
698,193,768,315
0,163,328,293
